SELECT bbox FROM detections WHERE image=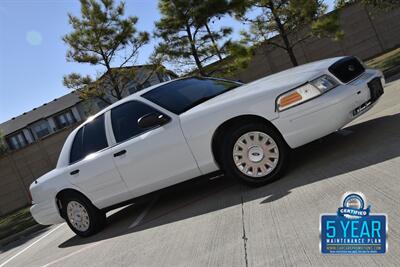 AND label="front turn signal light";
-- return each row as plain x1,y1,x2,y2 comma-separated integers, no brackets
278,91,303,108
276,75,338,111
277,83,320,111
